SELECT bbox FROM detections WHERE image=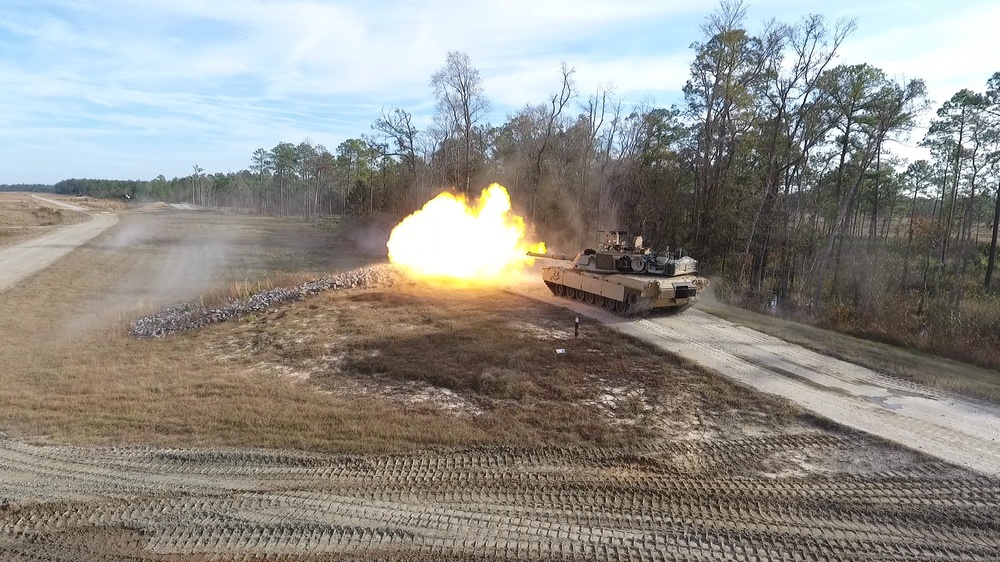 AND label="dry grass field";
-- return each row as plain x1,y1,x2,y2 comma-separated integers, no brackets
0,208,384,448
2,205,999,561
0,203,994,451
0,192,88,246
201,279,805,451
0,207,799,451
